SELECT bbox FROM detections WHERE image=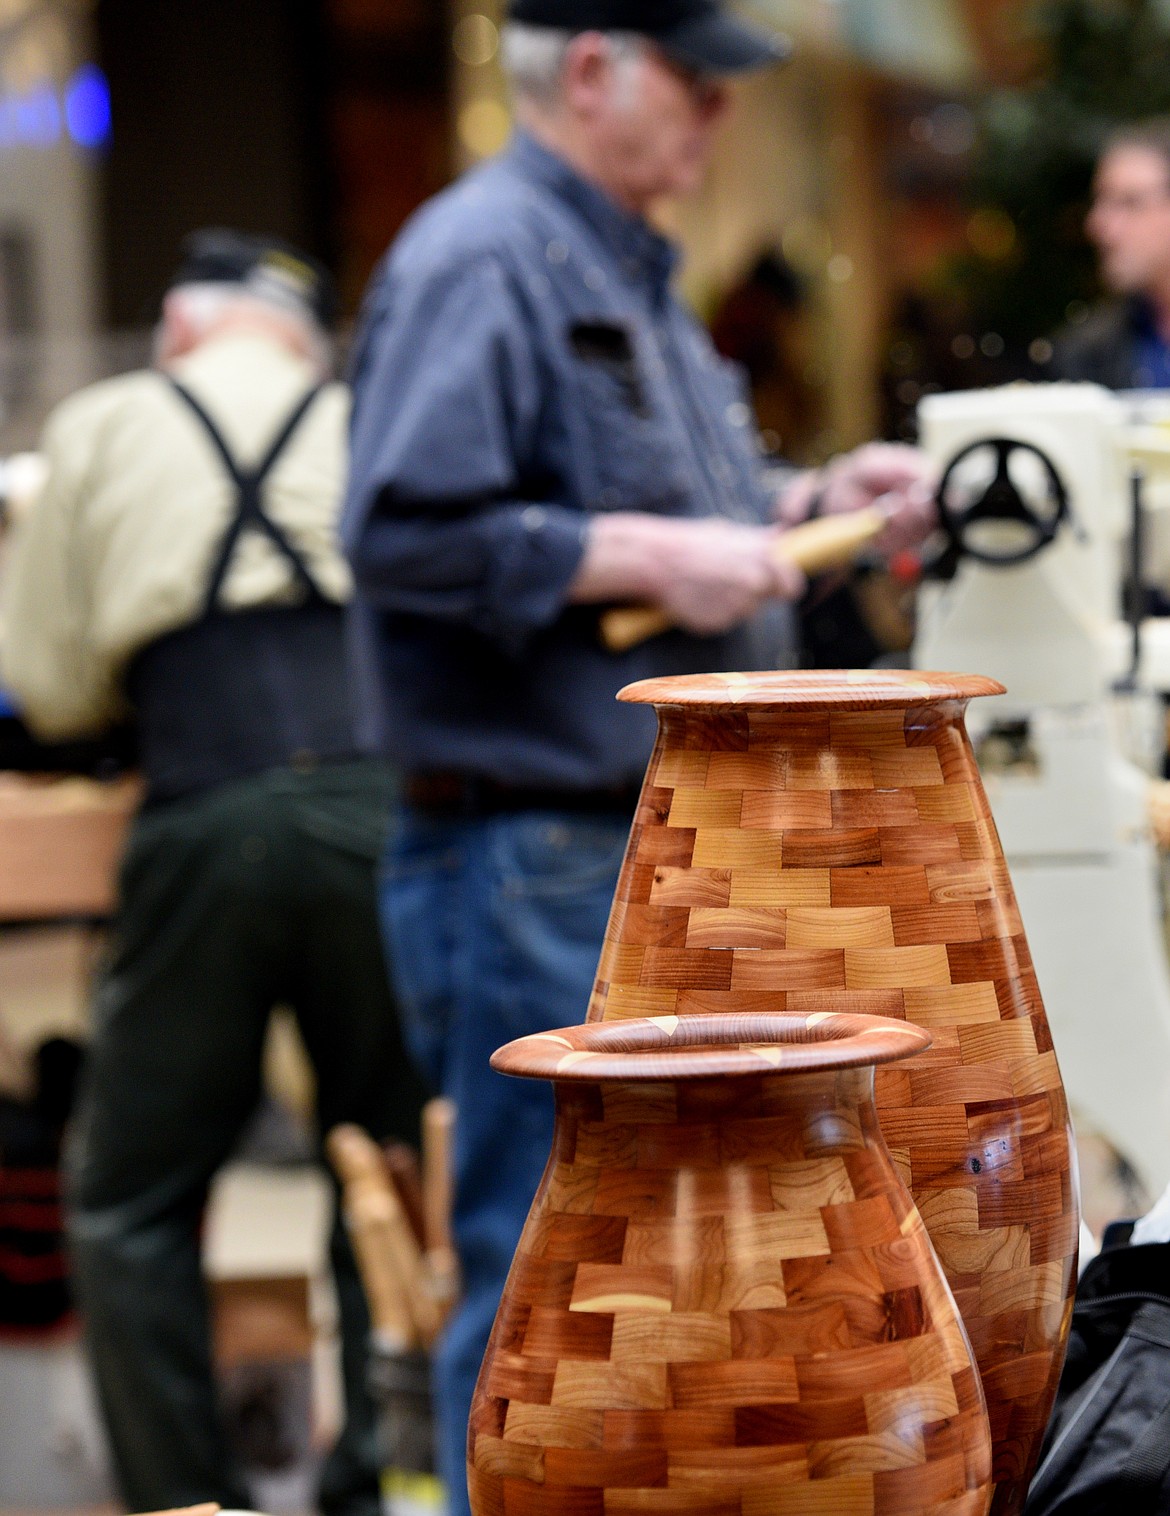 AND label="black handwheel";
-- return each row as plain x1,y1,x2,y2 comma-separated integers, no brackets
937,436,1070,566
